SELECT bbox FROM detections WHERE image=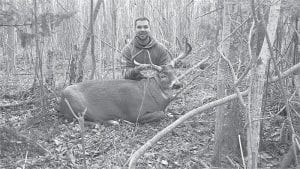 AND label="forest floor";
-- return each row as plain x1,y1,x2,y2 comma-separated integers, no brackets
0,68,299,169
